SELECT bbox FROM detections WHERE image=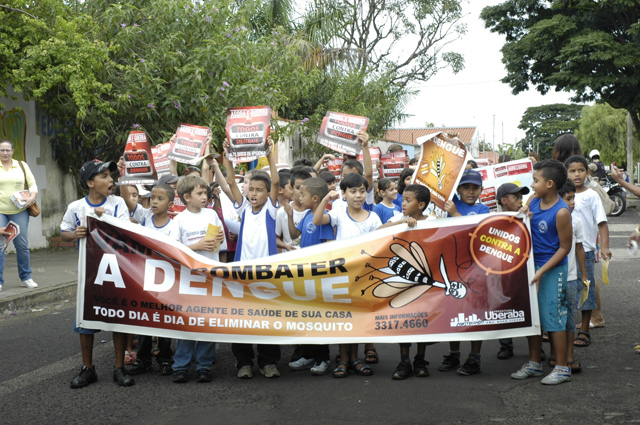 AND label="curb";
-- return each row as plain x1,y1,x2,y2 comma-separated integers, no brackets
0,281,77,316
